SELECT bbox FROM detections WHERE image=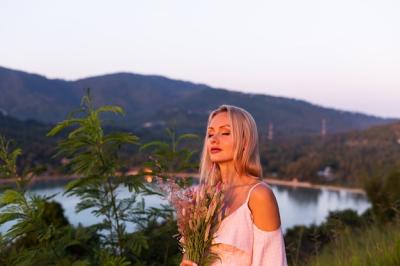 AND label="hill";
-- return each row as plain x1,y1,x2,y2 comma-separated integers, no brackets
0,66,395,138
1,110,400,186
263,122,400,185
0,113,57,171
